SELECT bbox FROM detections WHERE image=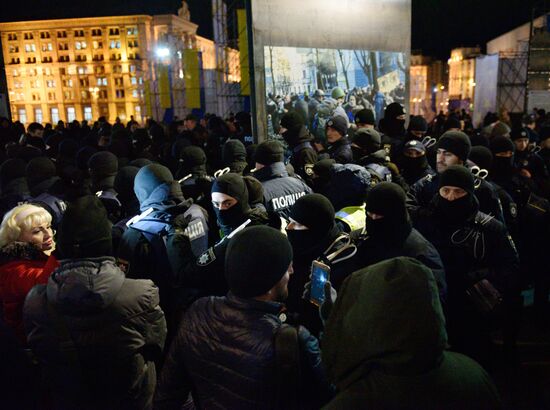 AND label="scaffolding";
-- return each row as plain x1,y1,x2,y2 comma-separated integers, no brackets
497,51,528,114
526,3,550,111
211,0,244,118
